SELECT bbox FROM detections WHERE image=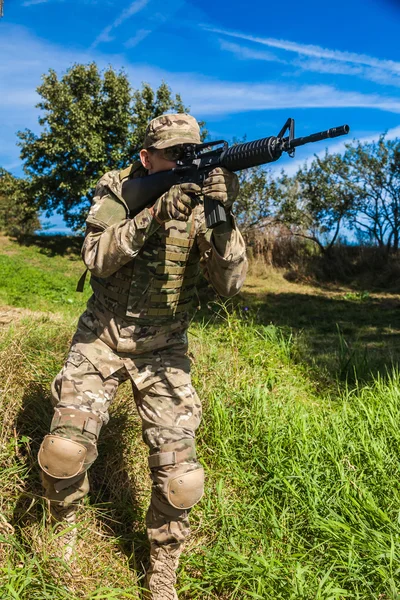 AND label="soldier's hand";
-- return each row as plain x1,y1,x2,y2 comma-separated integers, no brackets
151,183,202,223
202,167,239,212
